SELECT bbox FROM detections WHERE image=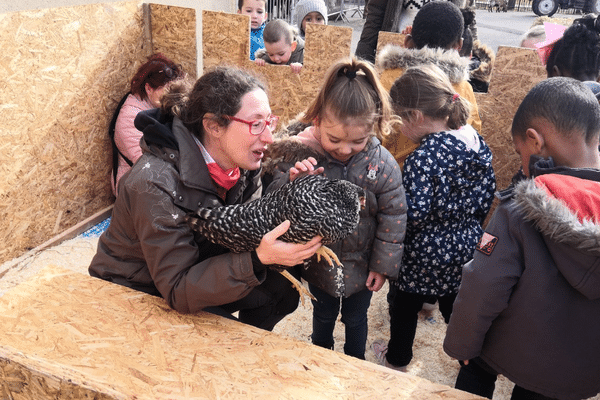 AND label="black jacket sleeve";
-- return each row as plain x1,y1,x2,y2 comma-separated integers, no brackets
355,0,389,63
